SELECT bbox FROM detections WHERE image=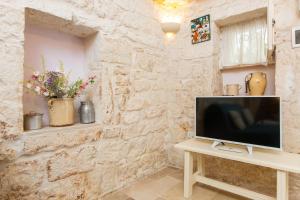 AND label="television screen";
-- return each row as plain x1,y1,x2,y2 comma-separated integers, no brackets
196,97,281,149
